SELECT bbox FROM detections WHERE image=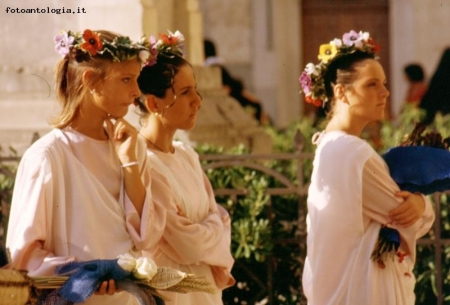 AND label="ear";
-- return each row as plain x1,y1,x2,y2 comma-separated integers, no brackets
81,70,101,95
144,95,159,113
333,84,347,102
82,70,94,90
